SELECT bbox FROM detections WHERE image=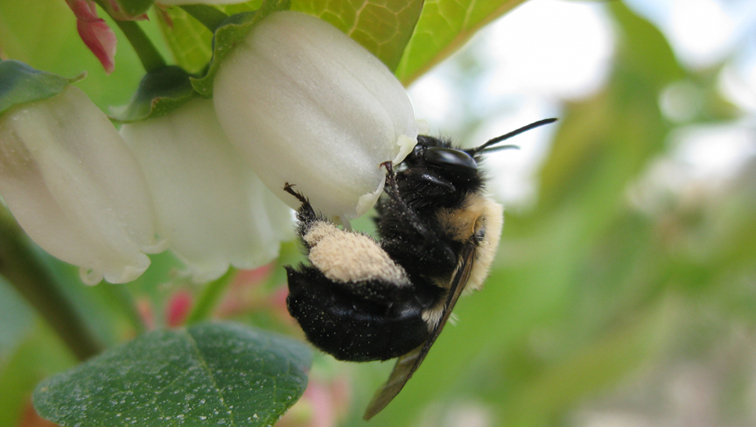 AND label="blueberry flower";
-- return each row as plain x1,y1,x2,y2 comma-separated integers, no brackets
120,98,293,282
0,62,164,284
213,11,419,221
